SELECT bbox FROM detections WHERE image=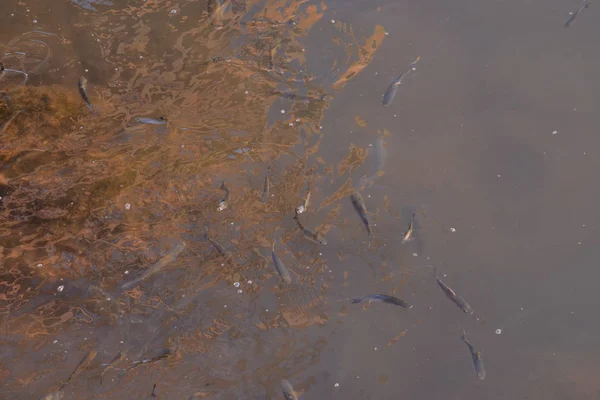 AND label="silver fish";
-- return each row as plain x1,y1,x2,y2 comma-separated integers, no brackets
295,182,311,214
351,294,413,309
272,239,292,284
78,76,94,109
461,329,486,380
121,242,186,290
217,181,230,211
135,116,167,125
382,56,420,107
281,379,298,400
